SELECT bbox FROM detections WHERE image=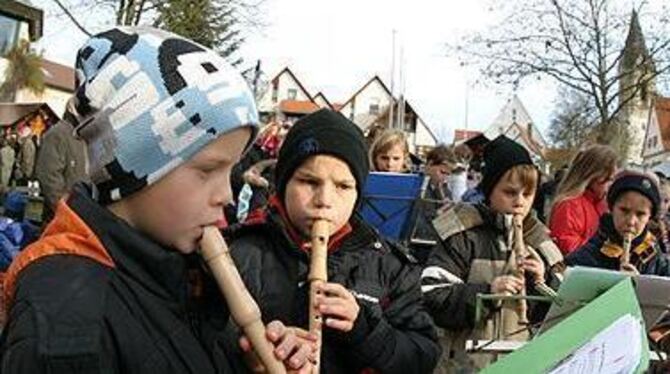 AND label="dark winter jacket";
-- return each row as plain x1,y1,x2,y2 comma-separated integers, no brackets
565,214,670,276
422,203,563,328
533,178,560,223
1,184,242,373
421,203,564,370
425,181,451,203
224,197,440,374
